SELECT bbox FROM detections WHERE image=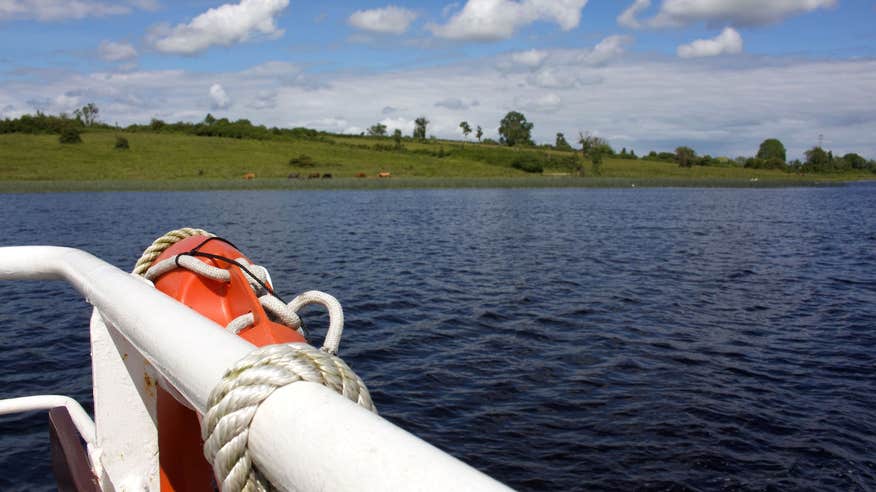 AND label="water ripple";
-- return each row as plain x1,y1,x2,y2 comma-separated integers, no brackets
0,186,875,490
